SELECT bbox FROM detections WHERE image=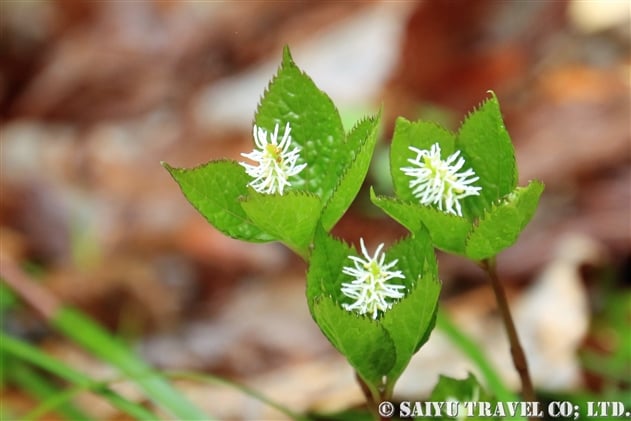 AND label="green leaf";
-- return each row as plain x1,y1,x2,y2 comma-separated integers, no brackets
465,180,544,260
457,92,517,217
255,46,346,202
163,160,272,242
385,228,436,292
321,113,381,230
429,374,505,420
370,189,472,255
241,191,322,259
306,229,397,393
306,227,354,304
369,189,424,232
413,207,473,255
388,94,519,220
390,118,457,204
380,232,441,390
381,266,440,389
311,296,397,389
307,228,441,396
430,373,486,401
